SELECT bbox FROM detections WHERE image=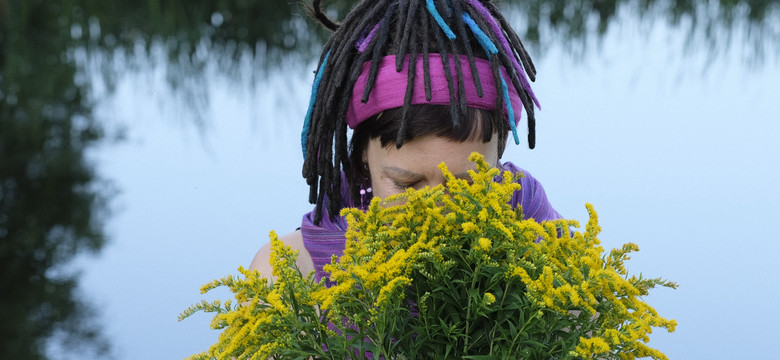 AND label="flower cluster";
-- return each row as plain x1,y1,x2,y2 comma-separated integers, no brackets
181,153,676,359
178,236,332,359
